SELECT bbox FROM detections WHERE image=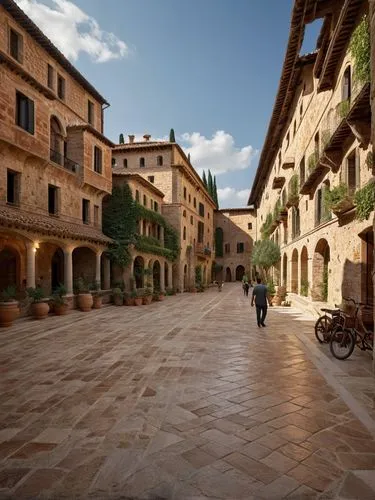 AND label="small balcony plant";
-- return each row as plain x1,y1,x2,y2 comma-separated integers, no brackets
27,286,50,320
143,287,153,305
75,277,93,312
323,183,355,216
91,281,102,309
0,285,19,327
